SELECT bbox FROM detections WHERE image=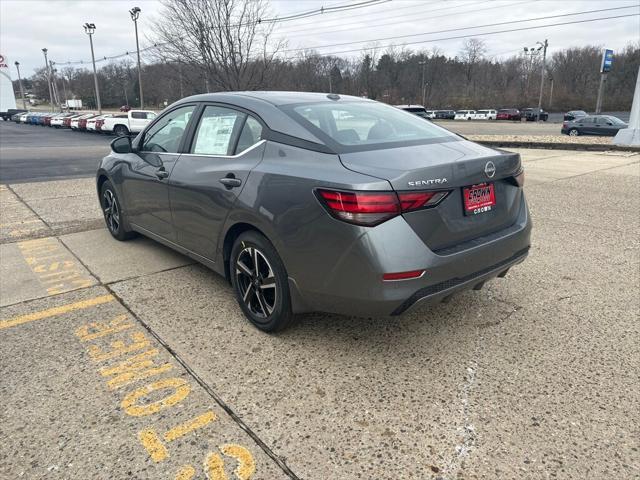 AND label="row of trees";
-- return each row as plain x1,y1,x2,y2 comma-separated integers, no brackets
15,0,639,112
